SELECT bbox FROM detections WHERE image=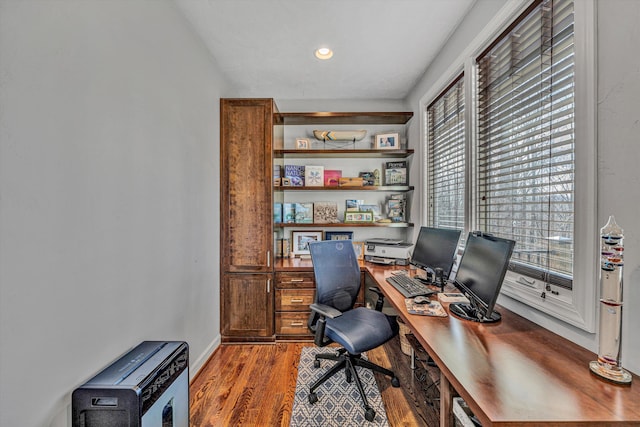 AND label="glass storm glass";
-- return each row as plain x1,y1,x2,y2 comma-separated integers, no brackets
589,216,632,384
